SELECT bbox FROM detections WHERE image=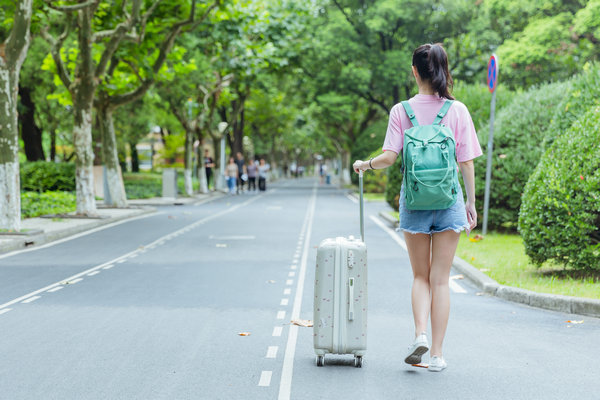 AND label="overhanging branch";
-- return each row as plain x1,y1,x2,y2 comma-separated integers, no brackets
44,0,97,12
